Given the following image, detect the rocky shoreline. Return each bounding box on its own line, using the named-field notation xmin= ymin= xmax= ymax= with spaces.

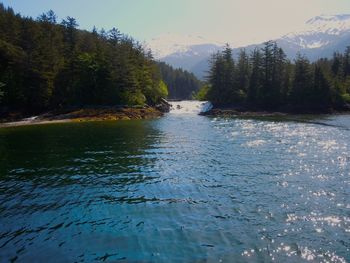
xmin=0 ymin=106 xmax=165 ymax=128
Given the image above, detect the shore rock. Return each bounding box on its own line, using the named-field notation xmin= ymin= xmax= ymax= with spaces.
xmin=0 ymin=106 xmax=164 ymax=128
xmin=155 ymin=98 xmax=172 ymax=113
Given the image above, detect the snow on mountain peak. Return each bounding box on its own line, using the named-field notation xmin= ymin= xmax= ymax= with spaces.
xmin=306 ymin=14 xmax=350 ymax=24
xmin=304 ymin=14 xmax=350 ymax=35
xmin=147 ymin=14 xmax=350 ymax=79
xmin=147 ymin=33 xmax=223 ymax=59
xmin=283 ymin=14 xmax=350 ymax=49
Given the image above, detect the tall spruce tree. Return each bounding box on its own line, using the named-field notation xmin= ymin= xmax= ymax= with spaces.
xmin=290 ymin=54 xmax=313 ymax=107
xmin=312 ymin=65 xmax=332 ymax=109
xmin=236 ymin=49 xmax=250 ymax=94
xmin=247 ymin=48 xmax=263 ymax=104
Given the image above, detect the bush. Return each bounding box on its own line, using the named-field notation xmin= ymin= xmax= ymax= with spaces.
xmin=194 ymin=85 xmax=210 ymax=101
xmin=144 ymin=80 xmax=168 ymax=105
xmin=121 ymin=90 xmax=146 ymax=106
xmin=341 ymin=93 xmax=350 ymax=104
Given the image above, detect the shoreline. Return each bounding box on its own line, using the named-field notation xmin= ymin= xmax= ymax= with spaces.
xmin=0 ymin=106 xmax=164 ymax=128
xmin=200 ymin=106 xmax=350 ymax=117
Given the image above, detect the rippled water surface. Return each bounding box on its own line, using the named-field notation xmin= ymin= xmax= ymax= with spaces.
xmin=0 ymin=102 xmax=349 ymax=262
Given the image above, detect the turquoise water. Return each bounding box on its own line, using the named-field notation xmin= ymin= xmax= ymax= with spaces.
xmin=0 ymin=103 xmax=349 ymax=262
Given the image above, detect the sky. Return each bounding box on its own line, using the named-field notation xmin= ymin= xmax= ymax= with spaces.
xmin=2 ymin=0 xmax=350 ymax=46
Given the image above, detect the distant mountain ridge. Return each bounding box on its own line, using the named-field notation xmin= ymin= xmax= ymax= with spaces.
xmin=278 ymin=14 xmax=350 ymax=55
xmin=147 ymin=34 xmax=223 ymax=78
xmin=147 ymin=33 xmax=223 ymax=58
xmin=148 ymin=14 xmax=350 ymax=79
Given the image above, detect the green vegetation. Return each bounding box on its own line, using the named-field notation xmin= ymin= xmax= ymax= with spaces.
xmin=205 ymin=42 xmax=350 ymax=112
xmin=194 ymin=85 xmax=210 ymax=101
xmin=158 ymin=62 xmax=202 ymax=99
xmin=0 ymin=82 xmax=4 ymax=102
xmin=0 ymin=5 xmax=169 ymax=115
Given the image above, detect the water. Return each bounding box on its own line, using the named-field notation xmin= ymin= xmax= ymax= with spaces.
xmin=0 ymin=101 xmax=349 ymax=262
xmin=169 ymin=100 xmax=212 ymax=114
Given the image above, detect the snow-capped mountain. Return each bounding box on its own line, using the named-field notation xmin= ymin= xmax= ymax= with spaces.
xmin=149 ymin=15 xmax=350 ymax=79
xmin=148 ymin=33 xmax=223 ymax=59
xmin=280 ymin=14 xmax=350 ymax=49
xmin=147 ymin=34 xmax=223 ymax=77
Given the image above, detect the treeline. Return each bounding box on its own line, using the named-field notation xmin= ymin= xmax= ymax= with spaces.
xmin=0 ymin=4 xmax=168 ymax=115
xmin=203 ymin=41 xmax=350 ymax=111
xmin=158 ymin=62 xmax=202 ymax=100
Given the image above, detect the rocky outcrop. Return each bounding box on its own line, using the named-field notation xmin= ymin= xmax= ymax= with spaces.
xmin=155 ymin=98 xmax=172 ymax=113
xmin=0 ymin=106 xmax=164 ymax=128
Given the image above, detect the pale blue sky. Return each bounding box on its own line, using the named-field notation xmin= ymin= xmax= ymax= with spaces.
xmin=2 ymin=0 xmax=350 ymax=45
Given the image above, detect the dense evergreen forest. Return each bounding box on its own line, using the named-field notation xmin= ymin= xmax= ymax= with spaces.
xmin=202 ymin=42 xmax=350 ymax=112
xmin=0 ymin=4 xmax=170 ymax=114
xmin=2 ymin=4 xmax=349 ymax=117
xmin=158 ymin=62 xmax=202 ymax=99
xmin=0 ymin=4 xmax=202 ymax=116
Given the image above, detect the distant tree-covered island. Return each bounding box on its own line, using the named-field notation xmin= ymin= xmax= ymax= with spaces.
xmin=0 ymin=4 xmax=201 ymax=123
xmin=199 ymin=42 xmax=350 ymax=115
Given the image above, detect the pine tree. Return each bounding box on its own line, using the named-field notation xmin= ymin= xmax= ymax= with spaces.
xmin=290 ymin=54 xmax=313 ymax=107
xmin=236 ymin=49 xmax=250 ymax=94
xmin=271 ymin=43 xmax=287 ymax=106
xmin=158 ymin=62 xmax=201 ymax=99
xmin=331 ymin=52 xmax=342 ymax=76
xmin=207 ymin=45 xmax=243 ymax=105
xmin=61 ymin=17 xmax=78 ymax=57
xmin=247 ymin=48 xmax=262 ymax=104
xmin=312 ymin=65 xmax=331 ymax=109
xmin=259 ymin=41 xmax=274 ymax=106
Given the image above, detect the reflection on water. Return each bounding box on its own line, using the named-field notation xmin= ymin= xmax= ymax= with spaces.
xmin=0 ymin=106 xmax=349 ymax=262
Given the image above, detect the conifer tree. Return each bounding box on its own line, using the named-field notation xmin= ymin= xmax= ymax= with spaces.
xmin=312 ymin=65 xmax=331 ymax=108
xmin=236 ymin=49 xmax=250 ymax=94
xmin=290 ymin=54 xmax=313 ymax=107
xmin=247 ymin=48 xmax=262 ymax=104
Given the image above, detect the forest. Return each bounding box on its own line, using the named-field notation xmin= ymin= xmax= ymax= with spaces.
xmin=0 ymin=4 xmax=200 ymax=116
xmin=202 ymin=42 xmax=350 ymax=112
xmin=158 ymin=62 xmax=202 ymax=100
xmin=2 ymin=3 xmax=350 ymax=116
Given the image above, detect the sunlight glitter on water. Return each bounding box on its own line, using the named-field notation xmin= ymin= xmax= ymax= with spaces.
xmin=209 ymin=115 xmax=350 ymax=262
xmin=0 ymin=109 xmax=349 ymax=262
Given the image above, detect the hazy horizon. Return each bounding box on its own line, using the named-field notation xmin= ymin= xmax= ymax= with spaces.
xmin=2 ymin=0 xmax=350 ymax=47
